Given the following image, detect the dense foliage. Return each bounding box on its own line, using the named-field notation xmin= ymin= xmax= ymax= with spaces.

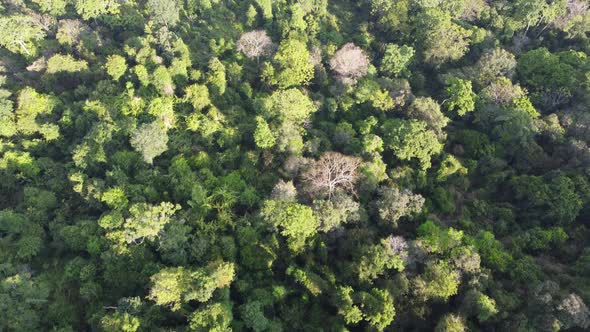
xmin=1 ymin=0 xmax=590 ymax=331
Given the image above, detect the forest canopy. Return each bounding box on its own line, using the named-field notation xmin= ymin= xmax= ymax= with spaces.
xmin=1 ymin=0 xmax=590 ymax=331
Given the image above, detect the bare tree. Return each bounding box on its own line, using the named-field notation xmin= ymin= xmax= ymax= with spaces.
xmin=557 ymin=293 xmax=590 ymax=330
xmin=236 ymin=30 xmax=275 ymax=62
xmin=301 ymin=151 xmax=361 ymax=199
xmin=329 ymin=43 xmax=369 ymax=85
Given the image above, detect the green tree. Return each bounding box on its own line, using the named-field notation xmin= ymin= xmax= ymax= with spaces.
xmin=190 ymin=302 xmax=233 ymax=331
xmin=261 ymin=199 xmax=319 ymax=253
xmin=101 ymin=312 xmax=140 ymax=332
xmin=0 ymin=16 xmax=45 ymax=56
xmin=184 ymin=84 xmax=210 ymax=111
xmin=435 ymin=314 xmax=466 ymax=332
xmin=16 ymin=87 xmax=60 ymax=140
xmin=0 ymin=269 xmax=50 ymax=331
xmin=417 ymin=9 xmax=471 ymax=65
xmin=417 ymin=260 xmax=460 ymax=301
xmin=359 ymin=288 xmax=396 ymax=331
xmin=46 ymin=54 xmax=89 ymax=73
xmin=148 ymin=262 xmax=235 ymax=311
xmin=380 ymin=118 xmax=443 ymax=169
xmin=380 ymin=44 xmax=414 ymax=77
xmin=445 ymin=77 xmax=476 ymax=116
xmin=75 ymin=0 xmax=121 ymax=20
xmin=254 ymin=116 xmax=276 ymax=149
xmin=272 ymin=38 xmax=314 ymax=89
xmin=105 ymin=55 xmax=127 ymax=80
xmin=32 ymin=0 xmax=68 ymax=16
xmin=147 ymin=0 xmax=180 ymax=27
xmin=130 ymin=122 xmax=169 ymax=164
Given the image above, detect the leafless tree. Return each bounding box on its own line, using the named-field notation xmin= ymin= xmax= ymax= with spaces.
xmin=271 ymin=179 xmax=297 ymax=201
xmin=301 ymin=151 xmax=361 ymax=199
xmin=329 ymin=43 xmax=369 ymax=85
xmin=385 ymin=235 xmax=409 ymax=261
xmin=557 ymin=293 xmax=590 ymax=330
xmin=236 ymin=30 xmax=275 ymax=62
xmin=554 ymin=0 xmax=589 ymax=31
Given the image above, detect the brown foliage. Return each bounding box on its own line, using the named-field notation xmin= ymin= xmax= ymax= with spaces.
xmin=329 ymin=43 xmax=369 ymax=85
xmin=236 ymin=30 xmax=275 ymax=60
xmin=301 ymin=151 xmax=361 ymax=199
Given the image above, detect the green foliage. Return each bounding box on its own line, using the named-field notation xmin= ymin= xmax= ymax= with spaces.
xmin=417 ymin=9 xmax=471 ymax=65
xmin=100 ymin=312 xmax=140 ymax=332
xmin=381 ymin=118 xmax=443 ymax=169
xmin=272 ymin=38 xmax=314 ymax=89
xmin=105 ymin=55 xmax=127 ymax=80
xmin=184 ymin=84 xmax=210 ymax=111
xmin=148 ymin=262 xmax=235 ymax=310
xmin=1 ymin=1 xmax=589 ymax=331
xmin=418 ymin=260 xmax=460 ymax=301
xmin=32 ymin=0 xmax=67 ymax=16
xmin=190 ymin=302 xmax=233 ymax=331
xmin=46 ymin=54 xmax=89 ymax=74
xmin=16 ymin=87 xmax=59 ymax=140
xmin=261 ymin=199 xmax=318 ymax=253
xmin=75 ymin=0 xmax=120 ymax=20
xmin=130 ymin=122 xmax=169 ymax=164
xmin=0 ymin=16 xmax=45 ymax=56
xmin=0 ymin=269 xmax=50 ymax=331
xmin=254 ymin=116 xmax=276 ymax=149
xmin=445 ymin=78 xmax=476 ymax=116
xmin=381 ymin=44 xmax=414 ymax=77
xmin=147 ymin=0 xmax=180 ymax=27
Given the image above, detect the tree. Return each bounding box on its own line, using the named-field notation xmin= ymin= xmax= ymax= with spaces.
xmin=153 ymin=66 xmax=175 ymax=96
xmin=237 ymin=30 xmax=275 ymax=61
xmin=417 ymin=9 xmax=471 ymax=65
xmin=130 ymin=122 xmax=169 ymax=164
xmin=261 ymin=199 xmax=318 ymax=252
xmin=105 ymin=55 xmax=127 ymax=80
xmin=416 ymin=260 xmax=460 ymax=301
xmin=207 ymin=58 xmax=226 ymax=95
xmin=366 ymin=0 xmax=410 ymax=33
xmin=380 ymin=44 xmax=414 ymax=77
xmin=380 ymin=118 xmax=443 ymax=170
xmin=466 ymin=48 xmax=517 ymax=87
xmin=100 ymin=312 xmax=140 ymax=332
xmin=148 ymin=262 xmax=235 ymax=311
xmin=16 ymin=87 xmax=60 ymax=140
xmin=147 ymin=0 xmax=180 ymax=27
xmin=435 ymin=314 xmax=466 ymax=332
xmin=313 ymin=193 xmax=362 ymax=232
xmin=358 ymin=288 xmax=396 ymax=331
xmin=239 ymin=301 xmax=272 ymax=331
xmin=184 ymin=84 xmax=210 ymax=111
xmin=46 ymin=54 xmax=88 ymax=73
xmin=301 ymin=152 xmax=361 ymax=199
xmin=0 ymin=269 xmax=50 ymax=331
xmin=258 ymin=88 xmax=317 ymax=124
xmin=190 ymin=302 xmax=233 ymax=331
xmin=254 ymin=116 xmax=276 ymax=149
xmin=104 ymin=202 xmax=180 ymax=248
xmin=445 ymin=77 xmax=476 ymax=116
xmin=0 ymin=16 xmax=45 ymax=56
xmin=272 ymin=38 xmax=314 ymax=89
xmin=75 ymin=0 xmax=120 ymax=20
xmin=357 ymin=239 xmax=406 ymax=281
xmin=557 ymin=293 xmax=590 ymax=330
xmin=374 ymin=185 xmax=424 ymax=226
xmin=406 ymin=97 xmax=449 ymax=138
xmin=329 ymin=43 xmax=370 ymax=85
xmin=32 ymin=0 xmax=67 ymax=16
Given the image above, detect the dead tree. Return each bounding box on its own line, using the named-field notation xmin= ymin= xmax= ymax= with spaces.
xmin=301 ymin=151 xmax=361 ymax=199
